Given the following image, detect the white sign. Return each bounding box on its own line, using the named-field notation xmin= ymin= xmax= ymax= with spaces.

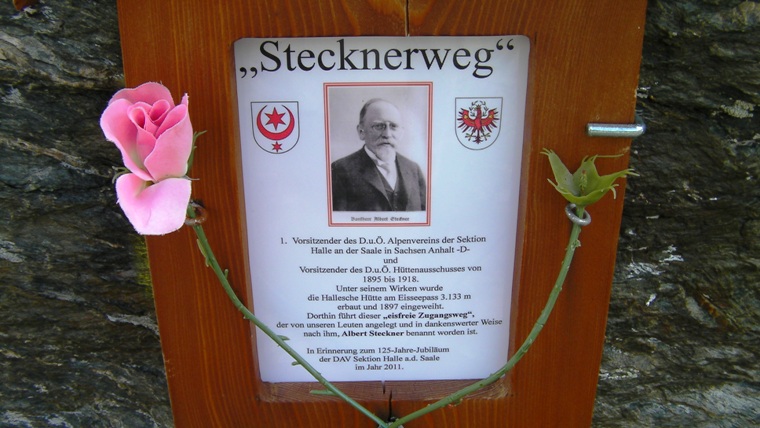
xmin=234 ymin=36 xmax=529 ymax=382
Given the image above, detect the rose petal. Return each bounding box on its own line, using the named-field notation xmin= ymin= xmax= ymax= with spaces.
xmin=115 ymin=173 xmax=192 ymax=235
xmin=133 ymin=127 xmax=159 ymax=179
xmin=144 ymin=105 xmax=193 ymax=181
xmin=109 ymin=82 xmax=176 ymax=108
xmin=148 ymin=99 xmax=172 ymax=126
xmin=155 ymin=103 xmax=188 ymax=138
xmin=101 ymin=99 xmax=153 ymax=181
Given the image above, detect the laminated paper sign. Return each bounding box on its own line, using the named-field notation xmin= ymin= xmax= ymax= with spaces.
xmin=234 ymin=36 xmax=530 ymax=382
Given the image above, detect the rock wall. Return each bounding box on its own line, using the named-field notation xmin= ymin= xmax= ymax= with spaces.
xmin=594 ymin=1 xmax=760 ymax=426
xmin=0 ymin=1 xmax=172 ymax=426
xmin=0 ymin=0 xmax=757 ymax=427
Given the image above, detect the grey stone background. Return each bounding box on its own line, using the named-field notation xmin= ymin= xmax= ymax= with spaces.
xmin=594 ymin=1 xmax=759 ymax=426
xmin=0 ymin=0 xmax=757 ymax=427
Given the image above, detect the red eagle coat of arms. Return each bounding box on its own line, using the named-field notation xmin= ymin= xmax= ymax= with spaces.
xmin=455 ymin=98 xmax=502 ymax=150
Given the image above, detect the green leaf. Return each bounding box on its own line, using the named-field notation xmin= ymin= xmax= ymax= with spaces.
xmin=541 ymin=149 xmax=577 ymax=195
xmin=541 ymin=150 xmax=638 ymax=208
xmin=187 ymin=130 xmax=207 ymax=171
xmin=111 ymin=166 xmax=132 ymax=184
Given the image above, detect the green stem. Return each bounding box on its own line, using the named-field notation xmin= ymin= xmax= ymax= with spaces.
xmin=388 ymin=207 xmax=585 ymax=428
xmin=186 ymin=206 xmax=387 ymax=427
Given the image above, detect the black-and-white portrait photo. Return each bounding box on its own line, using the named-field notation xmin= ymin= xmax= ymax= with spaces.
xmin=327 ymin=84 xmax=430 ymax=215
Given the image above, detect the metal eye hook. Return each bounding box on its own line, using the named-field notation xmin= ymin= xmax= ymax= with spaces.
xmin=565 ymin=203 xmax=591 ymax=226
xmin=185 ymin=201 xmax=207 ymax=226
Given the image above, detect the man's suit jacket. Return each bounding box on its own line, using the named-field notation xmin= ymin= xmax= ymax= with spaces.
xmin=331 ymin=148 xmax=426 ymax=211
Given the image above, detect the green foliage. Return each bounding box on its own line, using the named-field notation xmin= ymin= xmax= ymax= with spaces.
xmin=541 ymin=149 xmax=638 ymax=208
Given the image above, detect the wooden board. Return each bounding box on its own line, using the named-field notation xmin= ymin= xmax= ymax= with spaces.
xmin=116 ymin=0 xmax=647 ymax=426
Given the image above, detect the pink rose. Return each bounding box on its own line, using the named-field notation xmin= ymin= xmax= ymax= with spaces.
xmin=100 ymin=82 xmax=194 ymax=235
